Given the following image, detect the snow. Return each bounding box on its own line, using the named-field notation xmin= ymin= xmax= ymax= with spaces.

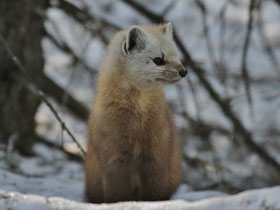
xmin=0 ymin=144 xmax=84 ymax=202
xmin=0 ymin=187 xmax=280 ymax=210
xmin=172 ymin=190 xmax=227 ymax=201
xmin=1 ymin=142 xmax=280 ymax=209
xmin=1 ymin=0 xmax=280 ymax=209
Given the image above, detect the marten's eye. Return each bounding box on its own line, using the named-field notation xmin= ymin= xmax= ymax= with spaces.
xmin=153 ymin=57 xmax=165 ymax=66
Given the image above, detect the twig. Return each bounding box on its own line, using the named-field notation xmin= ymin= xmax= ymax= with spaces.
xmin=44 ymin=30 xmax=98 ymax=77
xmin=39 ymin=73 xmax=89 ymax=121
xmin=218 ymin=1 xmax=229 ymax=80
xmin=195 ymin=0 xmax=218 ymax=68
xmin=174 ymin=84 xmax=230 ymax=137
xmin=36 ymin=134 xmax=83 ymax=162
xmin=120 ymin=0 xmax=280 ymax=173
xmin=56 ymin=0 xmax=120 ymax=44
xmin=256 ymin=1 xmax=280 ymax=74
xmin=203 ymin=0 xmax=233 ymax=42
xmin=241 ymin=0 xmax=256 ymax=108
xmin=183 ymin=77 xmax=203 ymax=120
xmin=161 ymin=0 xmax=177 ymax=17
xmin=36 ymin=8 xmax=98 ymax=77
xmin=0 ymin=34 xmax=86 ymax=156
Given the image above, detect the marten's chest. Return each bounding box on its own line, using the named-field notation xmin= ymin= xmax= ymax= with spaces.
xmin=115 ymin=113 xmax=169 ymax=161
xmin=99 ymin=99 xmax=170 ymax=162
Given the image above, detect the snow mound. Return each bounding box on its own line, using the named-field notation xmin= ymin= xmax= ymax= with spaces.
xmin=0 ymin=186 xmax=279 ymax=210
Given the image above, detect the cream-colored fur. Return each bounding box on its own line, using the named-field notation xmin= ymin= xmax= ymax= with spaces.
xmin=103 ymin=23 xmax=184 ymax=89
xmin=85 ymin=23 xmax=186 ymax=203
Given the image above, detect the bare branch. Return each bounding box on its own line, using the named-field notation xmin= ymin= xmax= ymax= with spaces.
xmin=161 ymin=0 xmax=178 ymax=17
xmin=257 ymin=1 xmax=280 ymax=74
xmin=0 ymin=34 xmax=86 ymax=156
xmin=44 ymin=29 xmax=98 ymax=76
xmin=120 ymin=0 xmax=280 ymax=173
xmin=55 ymin=0 xmax=120 ymax=45
xmin=39 ymin=74 xmax=90 ymax=121
xmin=36 ymin=134 xmax=83 ymax=162
xmin=36 ymin=7 xmax=99 ymax=76
xmin=195 ymin=0 xmax=218 ymax=69
xmin=121 ymin=0 xmax=164 ymax=23
xmin=241 ymin=0 xmax=256 ymax=107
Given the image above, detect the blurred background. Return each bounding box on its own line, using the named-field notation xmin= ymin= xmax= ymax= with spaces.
xmin=0 ymin=0 xmax=280 ymax=201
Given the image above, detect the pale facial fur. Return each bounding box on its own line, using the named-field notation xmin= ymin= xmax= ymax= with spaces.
xmin=120 ymin=23 xmax=187 ymax=89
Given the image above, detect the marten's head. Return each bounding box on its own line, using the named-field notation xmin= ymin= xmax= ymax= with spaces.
xmin=120 ymin=23 xmax=187 ymax=89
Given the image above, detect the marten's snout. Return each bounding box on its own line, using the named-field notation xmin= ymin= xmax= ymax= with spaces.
xmin=179 ymin=68 xmax=188 ymax=78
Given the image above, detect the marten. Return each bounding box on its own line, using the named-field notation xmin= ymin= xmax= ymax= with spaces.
xmin=85 ymin=23 xmax=187 ymax=203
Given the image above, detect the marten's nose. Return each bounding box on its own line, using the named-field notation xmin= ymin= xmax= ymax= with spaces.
xmin=179 ymin=68 xmax=188 ymax=78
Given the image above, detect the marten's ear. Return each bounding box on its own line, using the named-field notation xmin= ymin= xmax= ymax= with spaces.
xmin=163 ymin=22 xmax=173 ymax=39
xmin=123 ymin=26 xmax=147 ymax=54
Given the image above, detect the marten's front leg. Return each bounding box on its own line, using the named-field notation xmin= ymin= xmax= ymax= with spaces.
xmin=102 ymin=152 xmax=135 ymax=203
xmin=139 ymin=156 xmax=170 ymax=201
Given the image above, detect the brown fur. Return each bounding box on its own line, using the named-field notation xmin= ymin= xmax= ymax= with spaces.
xmin=85 ymin=25 xmax=182 ymax=203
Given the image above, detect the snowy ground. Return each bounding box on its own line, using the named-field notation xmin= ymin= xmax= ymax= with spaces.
xmin=0 ymin=142 xmax=225 ymax=203
xmin=1 ymin=142 xmax=280 ymax=209
xmin=0 ymin=143 xmax=84 ymax=202
xmin=1 ymin=185 xmax=280 ymax=210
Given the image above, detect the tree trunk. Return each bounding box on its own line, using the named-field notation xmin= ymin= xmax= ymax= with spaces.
xmin=0 ymin=0 xmax=47 ymax=155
